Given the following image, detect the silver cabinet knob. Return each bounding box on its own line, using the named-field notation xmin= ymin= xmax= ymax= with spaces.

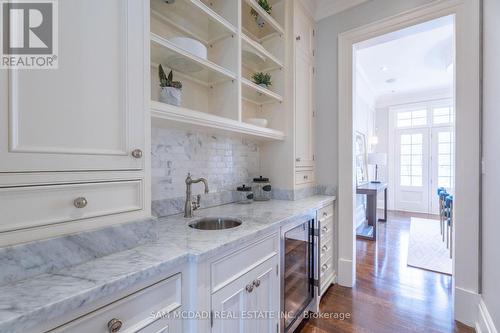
xmin=296 ymin=35 xmax=301 ymax=41
xmin=131 ymin=149 xmax=143 ymax=158
xmin=107 ymin=318 xmax=123 ymax=333
xmin=323 ymin=212 xmax=328 ymax=217
xmin=322 ymin=245 xmax=328 ymax=252
xmin=73 ymin=197 xmax=88 ymax=209
xmin=321 ymin=264 xmax=328 ymax=272
xmin=304 ymin=175 xmax=308 ymax=180
xmin=322 ymin=226 xmax=328 ymax=232
xmin=246 ymin=284 xmax=254 ymax=293
xmin=253 ymin=279 xmax=261 ymax=288
xmin=296 ymin=157 xmax=301 ymax=162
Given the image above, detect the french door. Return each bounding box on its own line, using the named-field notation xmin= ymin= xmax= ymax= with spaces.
xmin=395 ymin=126 xmax=454 ymax=214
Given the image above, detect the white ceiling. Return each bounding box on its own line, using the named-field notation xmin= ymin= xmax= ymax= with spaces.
xmin=355 ymin=16 xmax=454 ymax=99
xmin=298 ymin=0 xmax=370 ymax=21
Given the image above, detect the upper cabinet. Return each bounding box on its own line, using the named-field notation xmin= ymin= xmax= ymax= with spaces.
xmin=0 ymin=0 xmax=146 ymax=173
xmin=294 ymin=1 xmax=315 ymax=172
xmin=0 ymin=0 xmax=149 ymax=245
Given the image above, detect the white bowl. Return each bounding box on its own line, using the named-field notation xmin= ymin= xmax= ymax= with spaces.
xmin=245 ymin=118 xmax=268 ymax=128
xmin=169 ymin=37 xmax=207 ymax=59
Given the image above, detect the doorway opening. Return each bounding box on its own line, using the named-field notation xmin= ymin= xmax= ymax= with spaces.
xmin=353 ymin=16 xmax=456 ymax=275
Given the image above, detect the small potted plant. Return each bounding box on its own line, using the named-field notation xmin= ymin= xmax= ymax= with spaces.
xmin=252 ymin=72 xmax=272 ymax=88
xmin=250 ymin=0 xmax=272 ymax=28
xmin=159 ymin=64 xmax=182 ymax=106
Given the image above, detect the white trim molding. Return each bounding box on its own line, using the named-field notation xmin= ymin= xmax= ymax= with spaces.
xmin=476 ymin=299 xmax=498 ymax=333
xmin=337 ymin=0 xmax=481 ymax=325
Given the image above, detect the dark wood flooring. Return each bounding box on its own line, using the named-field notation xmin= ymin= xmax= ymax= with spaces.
xmin=299 ymin=211 xmax=475 ymax=333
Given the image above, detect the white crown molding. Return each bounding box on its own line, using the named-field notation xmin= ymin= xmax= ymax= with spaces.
xmin=315 ymin=0 xmax=370 ymax=21
xmin=375 ymin=85 xmax=453 ymax=108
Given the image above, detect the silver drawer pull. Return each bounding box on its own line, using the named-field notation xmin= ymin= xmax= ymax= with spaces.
xmin=107 ymin=318 xmax=123 ymax=333
xmin=321 ymin=264 xmax=328 ymax=272
xmin=73 ymin=197 xmax=88 ymax=209
xmin=246 ymin=284 xmax=254 ymax=293
xmin=131 ymin=149 xmax=143 ymax=158
xmin=322 ymin=226 xmax=328 ymax=232
xmin=322 ymin=245 xmax=328 ymax=252
xmin=323 ymin=212 xmax=328 ymax=217
xmin=303 ymin=175 xmax=308 ymax=179
xmin=253 ymin=279 xmax=261 ymax=288
xmin=296 ymin=157 xmax=301 ymax=162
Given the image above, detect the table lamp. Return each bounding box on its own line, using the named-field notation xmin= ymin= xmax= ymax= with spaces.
xmin=368 ymin=153 xmax=387 ymax=183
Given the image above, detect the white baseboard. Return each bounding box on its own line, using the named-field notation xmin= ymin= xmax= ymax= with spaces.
xmin=455 ymin=287 xmax=481 ymax=326
xmin=476 ymin=299 xmax=498 ymax=333
xmin=338 ymin=258 xmax=354 ymax=287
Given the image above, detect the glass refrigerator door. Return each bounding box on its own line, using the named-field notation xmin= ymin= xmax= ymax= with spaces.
xmin=284 ymin=221 xmax=313 ymax=330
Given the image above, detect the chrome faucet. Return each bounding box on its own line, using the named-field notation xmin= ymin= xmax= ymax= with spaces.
xmin=184 ymin=173 xmax=209 ymax=218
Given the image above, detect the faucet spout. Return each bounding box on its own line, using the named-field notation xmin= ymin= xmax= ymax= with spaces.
xmin=184 ymin=173 xmax=209 ymax=218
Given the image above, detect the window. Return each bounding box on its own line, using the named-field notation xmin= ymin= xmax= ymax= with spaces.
xmin=437 ymin=131 xmax=454 ymax=188
xmin=433 ymin=106 xmax=454 ymax=124
xmin=396 ymin=109 xmax=427 ymax=128
xmin=400 ymin=133 xmax=423 ymax=187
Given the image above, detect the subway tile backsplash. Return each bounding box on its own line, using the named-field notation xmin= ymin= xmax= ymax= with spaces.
xmin=151 ymin=127 xmax=260 ymax=216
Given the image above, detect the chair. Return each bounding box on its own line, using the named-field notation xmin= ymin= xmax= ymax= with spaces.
xmin=437 ymin=188 xmax=448 ymax=240
xmin=445 ymin=195 xmax=454 ymax=259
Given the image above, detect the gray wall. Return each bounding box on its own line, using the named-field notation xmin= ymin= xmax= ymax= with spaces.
xmin=481 ymin=0 xmax=500 ymax=327
xmin=315 ymin=0 xmax=436 ymax=191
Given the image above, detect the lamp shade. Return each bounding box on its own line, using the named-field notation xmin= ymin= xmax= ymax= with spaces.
xmin=368 ymin=153 xmax=387 ymax=166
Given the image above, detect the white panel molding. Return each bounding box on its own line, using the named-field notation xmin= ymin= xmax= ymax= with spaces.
xmin=315 ymin=0 xmax=370 ymax=22
xmin=476 ymin=298 xmax=499 ymax=333
xmin=455 ymin=286 xmax=480 ymax=327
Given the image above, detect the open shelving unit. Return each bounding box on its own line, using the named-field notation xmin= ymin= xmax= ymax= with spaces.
xmin=150 ymin=0 xmax=287 ymax=140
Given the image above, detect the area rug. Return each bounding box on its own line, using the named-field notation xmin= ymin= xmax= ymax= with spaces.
xmin=407 ymin=217 xmax=452 ymax=275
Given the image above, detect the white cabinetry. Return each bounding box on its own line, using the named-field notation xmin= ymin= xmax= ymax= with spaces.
xmin=293 ymin=0 xmax=315 ymax=176
xmin=48 ymin=273 xmax=183 ymax=333
xmin=316 ymin=204 xmax=336 ymax=304
xmin=210 ymin=233 xmax=280 ymax=333
xmin=0 ymin=0 xmax=149 ymax=245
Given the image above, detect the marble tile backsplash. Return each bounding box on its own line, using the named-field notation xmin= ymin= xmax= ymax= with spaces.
xmin=151 ymin=127 xmax=261 ymax=216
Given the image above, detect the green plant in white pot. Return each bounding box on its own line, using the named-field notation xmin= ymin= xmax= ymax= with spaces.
xmin=159 ymin=64 xmax=182 ymax=106
xmin=252 ymin=72 xmax=272 ymax=88
xmin=250 ymin=0 xmax=272 ymax=28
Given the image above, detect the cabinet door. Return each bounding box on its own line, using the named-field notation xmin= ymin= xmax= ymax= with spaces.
xmin=211 ymin=255 xmax=280 ymax=333
xmin=0 ymin=0 xmax=146 ymax=173
xmin=211 ymin=273 xmax=251 ymax=333
xmin=251 ymin=255 xmax=280 ymax=333
xmin=294 ymin=50 xmax=314 ymax=168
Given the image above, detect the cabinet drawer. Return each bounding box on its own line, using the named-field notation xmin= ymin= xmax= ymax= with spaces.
xmin=295 ymin=169 xmax=315 ymax=185
xmin=317 ymin=204 xmax=334 ymax=221
xmin=319 ymin=257 xmax=333 ymax=284
xmin=319 ymin=237 xmax=333 ymax=262
xmin=319 ymin=216 xmax=333 ymax=240
xmin=50 ymin=273 xmax=182 ymax=333
xmin=211 ymin=233 xmax=279 ymax=293
xmin=0 ymin=180 xmax=143 ymax=233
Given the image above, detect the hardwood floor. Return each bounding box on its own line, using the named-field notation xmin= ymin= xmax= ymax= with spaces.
xmin=299 ymin=211 xmax=475 ymax=333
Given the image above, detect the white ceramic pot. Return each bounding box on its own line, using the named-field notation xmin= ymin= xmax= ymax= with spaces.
xmin=255 ymin=15 xmax=266 ymax=28
xmin=159 ymin=87 xmax=182 ymax=106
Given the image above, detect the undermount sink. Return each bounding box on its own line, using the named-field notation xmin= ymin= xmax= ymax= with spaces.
xmin=189 ymin=217 xmax=242 ymax=230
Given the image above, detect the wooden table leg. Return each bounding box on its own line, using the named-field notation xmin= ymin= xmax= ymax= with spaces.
xmin=367 ymin=193 xmax=377 ymax=240
xmin=379 ymin=188 xmax=387 ymax=222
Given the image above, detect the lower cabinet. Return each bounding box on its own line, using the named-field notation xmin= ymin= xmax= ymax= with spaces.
xmin=210 ymin=233 xmax=280 ymax=333
xmin=317 ymin=204 xmax=335 ymax=297
xmin=49 ymin=273 xmax=182 ymax=333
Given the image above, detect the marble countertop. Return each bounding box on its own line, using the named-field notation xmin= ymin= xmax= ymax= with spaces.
xmin=0 ymin=196 xmax=335 ymax=333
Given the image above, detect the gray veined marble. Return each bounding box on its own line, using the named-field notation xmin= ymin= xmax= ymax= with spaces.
xmin=0 ymin=196 xmax=335 ymax=333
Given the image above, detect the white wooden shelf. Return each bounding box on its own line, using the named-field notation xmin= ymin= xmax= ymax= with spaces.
xmin=241 ymin=33 xmax=283 ymax=72
xmin=243 ymin=0 xmax=284 ymax=36
xmin=151 ymin=33 xmax=236 ymax=85
xmin=150 ymin=0 xmax=236 ymax=45
xmin=151 ymin=101 xmax=285 ymax=141
xmin=241 ymin=78 xmax=283 ymax=105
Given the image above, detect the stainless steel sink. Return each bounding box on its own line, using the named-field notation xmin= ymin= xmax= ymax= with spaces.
xmin=188 ymin=217 xmax=242 ymax=230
